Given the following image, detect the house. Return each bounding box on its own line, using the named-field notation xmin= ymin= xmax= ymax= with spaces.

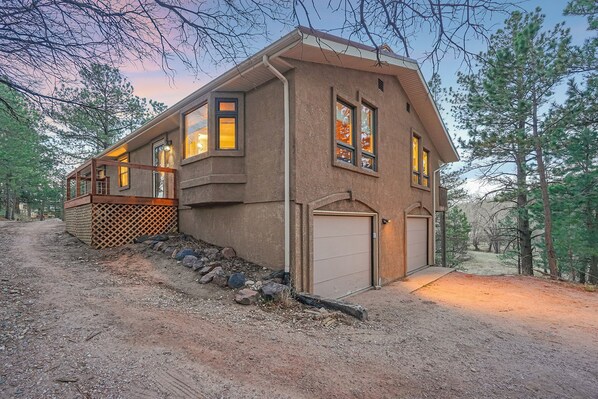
xmin=64 ymin=27 xmax=458 ymax=299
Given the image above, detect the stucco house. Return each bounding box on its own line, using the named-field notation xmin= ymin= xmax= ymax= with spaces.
xmin=64 ymin=27 xmax=458 ymax=299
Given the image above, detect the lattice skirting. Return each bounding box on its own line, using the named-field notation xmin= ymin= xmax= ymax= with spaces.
xmin=65 ymin=204 xmax=93 ymax=245
xmin=65 ymin=203 xmax=177 ymax=249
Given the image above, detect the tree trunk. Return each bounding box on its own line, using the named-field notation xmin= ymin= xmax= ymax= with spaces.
xmin=589 ymin=256 xmax=598 ymax=285
xmin=531 ymin=94 xmax=558 ymax=279
xmin=4 ymin=179 xmax=11 ymax=220
xmin=515 ymin=149 xmax=533 ymax=276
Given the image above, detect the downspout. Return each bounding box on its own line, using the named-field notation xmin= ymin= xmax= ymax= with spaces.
xmin=263 ymin=55 xmax=291 ymax=282
xmin=432 ymin=163 xmax=448 ymax=265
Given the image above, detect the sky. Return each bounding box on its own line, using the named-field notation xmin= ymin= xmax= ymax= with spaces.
xmin=122 ymin=0 xmax=592 ymax=195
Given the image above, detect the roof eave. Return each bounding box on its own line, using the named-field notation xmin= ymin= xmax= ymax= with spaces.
xmin=95 ymin=28 xmax=304 ymax=160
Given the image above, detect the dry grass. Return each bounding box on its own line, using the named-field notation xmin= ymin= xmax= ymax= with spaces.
xmin=459 ymin=250 xmax=517 ymax=275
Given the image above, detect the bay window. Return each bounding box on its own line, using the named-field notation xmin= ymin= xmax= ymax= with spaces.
xmin=216 ymin=99 xmax=238 ymax=150
xmin=184 ymin=104 xmax=208 ymax=158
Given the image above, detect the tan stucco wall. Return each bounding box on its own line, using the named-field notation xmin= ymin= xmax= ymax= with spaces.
xmin=177 ymin=77 xmax=289 ymax=267
xmin=290 ymin=59 xmax=441 ymax=288
xmin=97 ymin=59 xmax=445 ymax=291
xmin=107 ymin=129 xmax=181 ymax=198
xmin=179 ymin=201 xmax=284 ymax=269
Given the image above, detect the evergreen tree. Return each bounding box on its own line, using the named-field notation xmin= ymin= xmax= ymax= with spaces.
xmin=455 ymin=9 xmax=576 ymax=278
xmin=52 ymin=64 xmax=167 ymax=162
xmin=0 ymin=84 xmax=60 ymax=219
xmin=445 ymin=207 xmax=472 ymax=268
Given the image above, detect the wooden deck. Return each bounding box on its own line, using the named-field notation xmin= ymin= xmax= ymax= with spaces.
xmin=64 ymin=158 xmax=178 ymax=249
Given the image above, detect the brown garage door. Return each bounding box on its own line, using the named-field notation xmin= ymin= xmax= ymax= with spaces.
xmin=313 ymin=215 xmax=372 ymax=299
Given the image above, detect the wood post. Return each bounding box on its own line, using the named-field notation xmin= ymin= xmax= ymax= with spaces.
xmin=91 ymin=158 xmax=97 ymax=196
xmin=75 ymin=172 xmax=81 ymax=197
xmin=66 ymin=178 xmax=71 ymax=200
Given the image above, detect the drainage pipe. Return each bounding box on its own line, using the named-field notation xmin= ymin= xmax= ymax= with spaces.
xmin=262 ymin=55 xmax=291 ymax=280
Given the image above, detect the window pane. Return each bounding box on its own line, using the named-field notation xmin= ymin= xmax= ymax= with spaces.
xmin=361 ymin=155 xmax=374 ymax=170
xmin=219 ymin=101 xmax=236 ymax=112
xmin=118 ymin=155 xmax=129 ymax=187
xmin=218 ymin=117 xmax=236 ymax=149
xmin=184 ymin=104 xmax=208 ymax=158
xmin=336 ymin=146 xmax=353 ymax=164
xmin=361 ymin=104 xmax=374 ymax=154
xmin=423 ymin=150 xmax=429 ymax=176
xmin=412 ymin=136 xmax=419 ymax=172
xmin=412 ymin=172 xmax=420 ymax=185
xmin=423 ymin=177 xmax=429 ymax=187
xmin=336 ymin=101 xmax=353 ymax=146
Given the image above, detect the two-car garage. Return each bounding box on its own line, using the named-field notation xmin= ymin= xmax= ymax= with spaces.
xmin=312 ymin=212 xmax=431 ymax=299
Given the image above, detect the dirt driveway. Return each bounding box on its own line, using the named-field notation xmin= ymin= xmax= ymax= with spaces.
xmin=1 ymin=220 xmax=597 ymax=398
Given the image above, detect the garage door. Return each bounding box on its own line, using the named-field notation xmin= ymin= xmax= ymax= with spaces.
xmin=313 ymin=215 xmax=372 ymax=299
xmin=407 ymin=217 xmax=428 ymax=274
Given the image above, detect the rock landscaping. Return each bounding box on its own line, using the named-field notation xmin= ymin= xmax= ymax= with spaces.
xmin=136 ymin=233 xmax=305 ymax=309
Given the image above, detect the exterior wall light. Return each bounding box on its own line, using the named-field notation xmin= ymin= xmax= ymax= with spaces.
xmin=164 ymin=139 xmax=173 ymax=152
xmin=382 ymin=218 xmax=390 ymax=224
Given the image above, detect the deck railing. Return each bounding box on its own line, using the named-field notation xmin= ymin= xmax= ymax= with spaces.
xmin=64 ymin=157 xmax=178 ymax=248
xmin=65 ymin=158 xmax=177 ymax=207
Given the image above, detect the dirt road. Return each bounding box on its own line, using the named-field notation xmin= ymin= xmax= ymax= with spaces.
xmin=1 ymin=220 xmax=597 ymax=398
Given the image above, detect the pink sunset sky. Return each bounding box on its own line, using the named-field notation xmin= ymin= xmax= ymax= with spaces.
xmin=123 ymin=1 xmax=591 ymax=112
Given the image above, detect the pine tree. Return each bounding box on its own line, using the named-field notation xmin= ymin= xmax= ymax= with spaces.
xmin=51 ymin=64 xmax=167 ymax=163
xmin=455 ymin=9 xmax=576 ymax=278
xmin=0 ymin=84 xmax=60 ymax=219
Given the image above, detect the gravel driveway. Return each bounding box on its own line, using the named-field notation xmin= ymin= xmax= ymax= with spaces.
xmin=1 ymin=220 xmax=597 ymax=398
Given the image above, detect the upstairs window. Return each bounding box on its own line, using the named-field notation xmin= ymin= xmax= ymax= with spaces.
xmin=360 ymin=103 xmax=376 ymax=170
xmin=422 ymin=149 xmax=430 ymax=187
xmin=412 ymin=133 xmax=430 ymax=188
xmin=412 ymin=135 xmax=420 ymax=185
xmin=216 ymin=99 xmax=238 ymax=150
xmin=184 ymin=104 xmax=208 ymax=158
xmin=335 ymin=99 xmax=355 ymax=164
xmin=118 ymin=154 xmax=129 ymax=189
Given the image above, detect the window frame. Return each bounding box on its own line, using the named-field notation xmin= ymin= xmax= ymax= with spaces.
xmin=360 ymin=100 xmax=377 ymax=172
xmin=334 ymin=97 xmax=357 ymax=166
xmin=117 ymin=153 xmax=130 ymax=190
xmin=179 ymin=92 xmax=245 ymax=166
xmin=215 ymin=98 xmax=238 ymax=151
xmin=422 ymin=148 xmax=430 ymax=188
xmin=183 ymin=102 xmax=209 ymax=160
xmin=330 ymin=88 xmax=379 ymax=177
xmin=411 ymin=130 xmax=431 ymax=190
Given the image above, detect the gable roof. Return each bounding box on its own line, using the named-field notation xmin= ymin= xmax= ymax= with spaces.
xmin=99 ymin=27 xmax=459 ymax=163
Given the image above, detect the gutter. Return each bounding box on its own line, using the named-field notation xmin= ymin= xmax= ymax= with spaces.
xmin=262 ymin=55 xmax=291 ymax=281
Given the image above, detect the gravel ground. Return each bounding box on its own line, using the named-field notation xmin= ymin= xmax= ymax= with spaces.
xmin=1 ymin=220 xmax=597 ymax=398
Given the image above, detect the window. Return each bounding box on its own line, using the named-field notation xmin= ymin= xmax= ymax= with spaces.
xmin=422 ymin=149 xmax=430 ymax=187
xmin=412 ymin=134 xmax=430 ymax=188
xmin=335 ymin=100 xmax=355 ymax=164
xmin=184 ymin=104 xmax=208 ymax=158
xmin=360 ymin=103 xmax=376 ymax=170
xmin=118 ymin=154 xmax=129 ymax=189
xmin=216 ymin=99 xmax=237 ymax=150
xmin=412 ymin=135 xmax=420 ymax=185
